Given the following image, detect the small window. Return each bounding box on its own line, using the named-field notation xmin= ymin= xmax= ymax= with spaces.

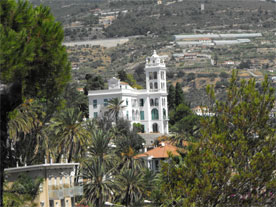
xmin=154 ymin=72 xmax=157 ymax=79
xmin=153 ymin=123 xmax=159 ymax=132
xmin=93 ymin=100 xmax=97 ymax=108
xmin=126 ymin=111 xmax=129 ymax=120
xmin=161 ymin=82 xmax=165 ymax=89
xmin=150 ymin=99 xmax=154 ymax=106
xmin=155 ymin=98 xmax=159 ymax=106
xmin=93 ymin=112 xmax=98 ymax=118
xmin=163 ymin=108 xmax=166 ymax=119
xmin=126 ymin=98 xmax=128 ymax=106
xmin=154 ymin=82 xmax=158 ymax=89
xmin=155 ymin=160 xmax=159 ymax=170
xmin=132 ymin=110 xmax=135 ymax=121
xmin=139 ymin=99 xmax=144 ymax=107
xmin=150 ymin=83 xmax=153 ymax=89
xmin=161 ymin=71 xmax=165 ymax=80
xmin=149 ymin=72 xmax=154 ymax=80
xmin=141 ymin=125 xmax=145 ymax=133
xmin=104 ymin=99 xmax=108 ymax=106
xmin=140 ymin=111 xmax=145 ymax=120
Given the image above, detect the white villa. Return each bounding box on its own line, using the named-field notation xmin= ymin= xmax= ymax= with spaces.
xmin=88 ymin=50 xmax=169 ymax=134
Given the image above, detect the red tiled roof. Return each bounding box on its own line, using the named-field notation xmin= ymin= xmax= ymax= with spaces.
xmin=120 ymin=82 xmax=129 ymax=85
xmin=135 ymin=143 xmax=180 ymax=159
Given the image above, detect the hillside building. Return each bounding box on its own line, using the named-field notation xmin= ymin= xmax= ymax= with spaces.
xmin=4 ymin=161 xmax=82 ymax=207
xmin=88 ymin=51 xmax=169 ymax=134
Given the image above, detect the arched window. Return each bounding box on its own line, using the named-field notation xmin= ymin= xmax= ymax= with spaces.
xmin=155 ymin=98 xmax=159 ymax=106
xmin=163 ymin=108 xmax=166 ymax=119
xmin=151 ymin=109 xmax=159 ymax=120
xmin=152 ymin=123 xmax=158 ymax=133
xmin=154 ymin=72 xmax=157 ymax=79
xmin=150 ymin=99 xmax=154 ymax=106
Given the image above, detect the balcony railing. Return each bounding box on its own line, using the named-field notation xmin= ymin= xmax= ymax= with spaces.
xmin=48 ymin=184 xmax=83 ymax=200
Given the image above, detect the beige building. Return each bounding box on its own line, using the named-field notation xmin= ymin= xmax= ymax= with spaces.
xmin=4 ymin=161 xmax=82 ymax=207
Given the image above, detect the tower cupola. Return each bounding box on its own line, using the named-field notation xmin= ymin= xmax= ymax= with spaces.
xmin=145 ymin=50 xmax=166 ymax=69
xmin=145 ymin=51 xmax=167 ymax=92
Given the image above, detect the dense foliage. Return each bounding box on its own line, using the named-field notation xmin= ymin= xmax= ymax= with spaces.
xmin=156 ymin=71 xmax=276 ymax=206
xmin=0 ymin=0 xmax=71 ymax=204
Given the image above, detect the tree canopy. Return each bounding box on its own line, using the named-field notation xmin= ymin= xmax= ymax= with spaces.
xmin=158 ymin=71 xmax=276 ymax=206
xmin=0 ymin=0 xmax=71 ymax=204
xmin=0 ymin=0 xmax=71 ymax=101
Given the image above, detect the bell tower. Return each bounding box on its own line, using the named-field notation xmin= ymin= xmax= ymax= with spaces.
xmin=145 ymin=50 xmax=167 ymax=92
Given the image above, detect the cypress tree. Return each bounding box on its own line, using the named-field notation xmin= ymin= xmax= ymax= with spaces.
xmin=175 ymin=82 xmax=185 ymax=107
xmin=167 ymin=85 xmax=175 ymax=110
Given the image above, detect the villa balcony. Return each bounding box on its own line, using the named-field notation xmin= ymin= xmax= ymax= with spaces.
xmin=48 ymin=184 xmax=83 ymax=200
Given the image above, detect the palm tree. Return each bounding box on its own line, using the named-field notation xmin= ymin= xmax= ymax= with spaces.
xmin=83 ymin=157 xmax=117 ymax=207
xmin=7 ymin=99 xmax=52 ymax=164
xmin=50 ymin=108 xmax=87 ymax=162
xmin=115 ymin=168 xmax=145 ymax=206
xmin=107 ymin=98 xmax=126 ymax=124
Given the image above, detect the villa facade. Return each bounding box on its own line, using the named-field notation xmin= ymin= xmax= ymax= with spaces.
xmin=88 ymin=50 xmax=169 ymax=134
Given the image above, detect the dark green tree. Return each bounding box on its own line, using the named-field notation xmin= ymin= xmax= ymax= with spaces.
xmin=0 ymin=0 xmax=71 ymax=204
xmin=118 ymin=69 xmax=128 ymax=82
xmin=84 ymin=74 xmax=104 ymax=95
xmin=175 ymin=82 xmax=185 ymax=107
xmin=158 ymin=71 xmax=276 ymax=206
xmin=167 ymin=85 xmax=175 ymax=110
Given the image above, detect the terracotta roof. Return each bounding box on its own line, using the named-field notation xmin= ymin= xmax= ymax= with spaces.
xmin=120 ymin=81 xmax=129 ymax=85
xmin=135 ymin=143 xmax=179 ymax=159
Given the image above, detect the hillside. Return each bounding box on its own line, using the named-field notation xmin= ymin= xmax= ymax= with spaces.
xmin=30 ymin=0 xmax=276 ymax=106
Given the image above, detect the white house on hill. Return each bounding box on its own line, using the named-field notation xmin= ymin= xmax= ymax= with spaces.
xmin=88 ymin=50 xmax=169 ymax=134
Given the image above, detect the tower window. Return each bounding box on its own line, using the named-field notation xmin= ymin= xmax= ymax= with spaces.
xmin=161 ymin=71 xmax=165 ymax=80
xmin=155 ymin=98 xmax=159 ymax=106
xmin=154 ymin=82 xmax=158 ymax=89
xmin=150 ymin=99 xmax=154 ymax=106
xmin=149 ymin=72 xmax=154 ymax=80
